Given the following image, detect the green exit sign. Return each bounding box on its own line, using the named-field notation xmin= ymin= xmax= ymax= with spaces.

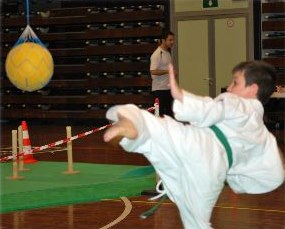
xmin=203 ymin=0 xmax=218 ymax=8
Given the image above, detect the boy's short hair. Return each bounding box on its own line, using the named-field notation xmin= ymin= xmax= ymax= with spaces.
xmin=160 ymin=30 xmax=174 ymax=41
xmin=232 ymin=61 xmax=276 ymax=104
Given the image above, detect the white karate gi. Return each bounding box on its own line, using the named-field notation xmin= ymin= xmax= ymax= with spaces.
xmin=106 ymin=91 xmax=284 ymax=229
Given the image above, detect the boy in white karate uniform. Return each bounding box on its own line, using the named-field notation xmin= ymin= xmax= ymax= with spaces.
xmin=103 ymin=61 xmax=284 ymax=229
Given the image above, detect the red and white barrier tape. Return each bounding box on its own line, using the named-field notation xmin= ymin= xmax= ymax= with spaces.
xmin=0 ymin=106 xmax=156 ymax=162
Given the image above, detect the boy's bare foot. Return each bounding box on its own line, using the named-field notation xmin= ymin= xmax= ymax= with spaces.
xmin=103 ymin=114 xmax=138 ymax=142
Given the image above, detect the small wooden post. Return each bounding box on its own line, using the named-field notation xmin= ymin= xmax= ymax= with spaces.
xmin=18 ymin=125 xmax=30 ymax=171
xmin=63 ymin=126 xmax=79 ymax=174
xmin=7 ymin=130 xmax=24 ymax=180
xmin=67 ymin=205 xmax=74 ymax=228
xmin=13 ymin=212 xmax=20 ymax=229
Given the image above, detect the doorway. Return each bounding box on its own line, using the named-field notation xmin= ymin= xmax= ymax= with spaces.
xmin=177 ymin=15 xmax=248 ymax=97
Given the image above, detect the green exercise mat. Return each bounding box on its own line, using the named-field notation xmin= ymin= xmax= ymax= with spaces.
xmin=0 ymin=162 xmax=155 ymax=213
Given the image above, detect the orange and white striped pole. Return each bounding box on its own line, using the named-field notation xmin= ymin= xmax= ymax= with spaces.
xmin=154 ymin=98 xmax=161 ymax=184
xmin=18 ymin=125 xmax=30 ymax=171
xmin=154 ymin=98 xmax=159 ymax=117
xmin=22 ymin=121 xmax=37 ymax=163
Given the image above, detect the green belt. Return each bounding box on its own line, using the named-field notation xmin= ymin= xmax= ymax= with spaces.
xmin=210 ymin=125 xmax=233 ymax=168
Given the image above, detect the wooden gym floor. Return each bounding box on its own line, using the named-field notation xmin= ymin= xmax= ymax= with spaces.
xmin=0 ymin=122 xmax=284 ymax=229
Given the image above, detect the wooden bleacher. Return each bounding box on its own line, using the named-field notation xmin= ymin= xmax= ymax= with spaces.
xmin=259 ymin=1 xmax=285 ymax=144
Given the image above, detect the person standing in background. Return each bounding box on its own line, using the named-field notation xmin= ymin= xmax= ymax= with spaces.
xmin=150 ymin=30 xmax=175 ymax=117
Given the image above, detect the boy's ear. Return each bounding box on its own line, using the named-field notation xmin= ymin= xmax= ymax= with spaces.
xmin=249 ymin=83 xmax=259 ymax=97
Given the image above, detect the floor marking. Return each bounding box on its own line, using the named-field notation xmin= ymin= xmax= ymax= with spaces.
xmin=103 ymin=199 xmax=173 ymax=205
xmin=99 ymin=197 xmax=132 ymax=229
xmin=214 ymin=205 xmax=285 ymax=214
xmin=102 ymin=199 xmax=285 ymax=214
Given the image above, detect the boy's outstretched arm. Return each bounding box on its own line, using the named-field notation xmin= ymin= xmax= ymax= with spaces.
xmin=169 ymin=64 xmax=183 ymax=102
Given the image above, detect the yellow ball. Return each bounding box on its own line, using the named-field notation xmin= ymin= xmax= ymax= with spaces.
xmin=5 ymin=42 xmax=54 ymax=92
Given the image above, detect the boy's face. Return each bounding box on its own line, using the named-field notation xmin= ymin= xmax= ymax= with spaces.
xmin=227 ymin=70 xmax=258 ymax=99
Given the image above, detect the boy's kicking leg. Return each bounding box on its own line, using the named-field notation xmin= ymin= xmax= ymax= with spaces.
xmin=103 ymin=104 xmax=227 ymax=229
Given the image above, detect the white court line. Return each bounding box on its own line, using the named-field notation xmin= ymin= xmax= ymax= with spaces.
xmin=99 ymin=197 xmax=132 ymax=229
